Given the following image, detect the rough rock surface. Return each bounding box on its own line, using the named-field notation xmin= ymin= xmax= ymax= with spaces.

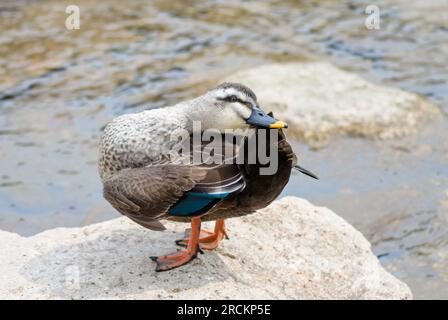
xmin=0 ymin=197 xmax=411 ymax=299
xmin=225 ymin=62 xmax=438 ymax=147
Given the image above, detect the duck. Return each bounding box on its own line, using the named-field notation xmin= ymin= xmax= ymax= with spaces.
xmin=99 ymin=82 xmax=318 ymax=271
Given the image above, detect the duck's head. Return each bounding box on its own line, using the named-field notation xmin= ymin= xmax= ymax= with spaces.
xmin=191 ymin=82 xmax=288 ymax=131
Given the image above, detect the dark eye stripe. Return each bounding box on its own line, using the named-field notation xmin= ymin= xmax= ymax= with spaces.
xmin=218 ymin=96 xmax=252 ymax=107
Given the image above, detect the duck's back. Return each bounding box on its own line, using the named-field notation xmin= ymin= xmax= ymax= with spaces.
xmin=98 ymin=107 xmax=188 ymax=181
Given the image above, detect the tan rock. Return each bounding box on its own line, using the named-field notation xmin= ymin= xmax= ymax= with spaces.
xmin=0 ymin=197 xmax=411 ymax=299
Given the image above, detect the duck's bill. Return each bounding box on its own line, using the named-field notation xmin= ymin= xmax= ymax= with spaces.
xmin=269 ymin=120 xmax=288 ymax=129
xmin=246 ymin=106 xmax=288 ymax=129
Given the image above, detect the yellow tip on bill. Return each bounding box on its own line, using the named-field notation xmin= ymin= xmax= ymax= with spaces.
xmin=269 ymin=121 xmax=288 ymax=129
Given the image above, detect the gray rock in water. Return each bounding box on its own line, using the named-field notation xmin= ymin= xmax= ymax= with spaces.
xmin=0 ymin=197 xmax=411 ymax=299
xmin=225 ymin=62 xmax=439 ymax=148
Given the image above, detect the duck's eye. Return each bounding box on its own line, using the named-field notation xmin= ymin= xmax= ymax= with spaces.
xmin=228 ymin=95 xmax=238 ymax=103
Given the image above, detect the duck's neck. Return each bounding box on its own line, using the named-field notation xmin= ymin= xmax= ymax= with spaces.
xmin=167 ymin=95 xmax=211 ymax=133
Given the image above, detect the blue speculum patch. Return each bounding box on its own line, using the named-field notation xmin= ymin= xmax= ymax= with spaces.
xmin=168 ymin=192 xmax=230 ymax=217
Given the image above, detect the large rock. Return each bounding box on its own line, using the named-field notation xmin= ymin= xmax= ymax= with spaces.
xmin=224 ymin=62 xmax=438 ymax=147
xmin=0 ymin=197 xmax=411 ymax=299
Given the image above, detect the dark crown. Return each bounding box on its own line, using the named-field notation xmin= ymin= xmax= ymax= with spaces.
xmin=215 ymin=82 xmax=257 ymax=102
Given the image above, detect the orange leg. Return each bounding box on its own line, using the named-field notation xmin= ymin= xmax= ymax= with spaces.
xmin=175 ymin=218 xmax=229 ymax=250
xmin=150 ymin=217 xmax=201 ymax=272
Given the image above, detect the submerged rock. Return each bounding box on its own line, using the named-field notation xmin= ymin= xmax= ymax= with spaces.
xmin=225 ymin=62 xmax=439 ymax=148
xmin=0 ymin=197 xmax=411 ymax=299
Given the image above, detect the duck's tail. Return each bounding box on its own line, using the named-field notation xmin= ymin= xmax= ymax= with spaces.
xmin=294 ymin=165 xmax=319 ymax=180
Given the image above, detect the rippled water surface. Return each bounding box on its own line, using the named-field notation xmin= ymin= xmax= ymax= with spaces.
xmin=1 ymin=0 xmax=447 ymax=298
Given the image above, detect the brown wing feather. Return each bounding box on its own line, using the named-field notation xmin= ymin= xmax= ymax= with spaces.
xmin=102 ymin=165 xmax=207 ymax=230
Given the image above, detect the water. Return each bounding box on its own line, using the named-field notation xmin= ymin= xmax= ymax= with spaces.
xmin=0 ymin=0 xmax=447 ymax=299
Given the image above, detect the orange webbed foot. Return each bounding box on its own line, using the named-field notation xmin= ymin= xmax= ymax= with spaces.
xmin=150 ymin=217 xmax=202 ymax=272
xmin=150 ymin=249 xmax=200 ymax=272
